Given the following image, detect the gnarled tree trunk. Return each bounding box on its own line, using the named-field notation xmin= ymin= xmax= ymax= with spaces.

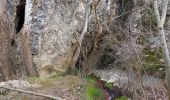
xmin=21 ymin=0 xmax=38 ymax=76
xmin=0 ymin=0 xmax=16 ymax=81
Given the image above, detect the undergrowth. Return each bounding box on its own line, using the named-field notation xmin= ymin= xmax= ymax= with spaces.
xmin=115 ymin=96 xmax=129 ymax=100
xmin=142 ymin=48 xmax=165 ymax=78
xmin=84 ymin=76 xmax=105 ymax=100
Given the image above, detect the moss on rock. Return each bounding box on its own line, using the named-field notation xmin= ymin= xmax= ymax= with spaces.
xmin=84 ymin=76 xmax=105 ymax=100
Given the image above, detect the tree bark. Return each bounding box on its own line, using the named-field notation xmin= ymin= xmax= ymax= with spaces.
xmin=0 ymin=0 xmax=15 ymax=80
xmin=153 ymin=0 xmax=170 ymax=99
xmin=21 ymin=30 xmax=38 ymax=76
xmin=71 ymin=0 xmax=92 ymax=70
xmin=21 ymin=0 xmax=38 ymax=76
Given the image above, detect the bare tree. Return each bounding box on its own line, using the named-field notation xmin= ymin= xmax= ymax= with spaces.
xmin=71 ymin=0 xmax=92 ymax=70
xmin=0 ymin=0 xmax=16 ymax=80
xmin=153 ymin=0 xmax=170 ymax=98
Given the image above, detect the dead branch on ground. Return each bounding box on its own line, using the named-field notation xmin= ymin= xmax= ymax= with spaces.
xmin=0 ymin=86 xmax=63 ymax=100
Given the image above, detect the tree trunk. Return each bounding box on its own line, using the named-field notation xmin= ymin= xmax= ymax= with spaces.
xmin=71 ymin=0 xmax=91 ymax=71
xmin=21 ymin=30 xmax=38 ymax=76
xmin=159 ymin=27 xmax=170 ymax=99
xmin=21 ymin=0 xmax=38 ymax=76
xmin=0 ymin=0 xmax=15 ymax=80
xmin=153 ymin=0 xmax=170 ymax=99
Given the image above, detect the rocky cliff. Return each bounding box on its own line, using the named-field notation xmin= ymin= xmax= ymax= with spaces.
xmin=6 ymin=0 xmax=170 ymax=78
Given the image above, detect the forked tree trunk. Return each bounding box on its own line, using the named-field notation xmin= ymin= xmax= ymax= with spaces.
xmin=71 ymin=0 xmax=92 ymax=71
xmin=153 ymin=0 xmax=170 ymax=99
xmin=0 ymin=0 xmax=15 ymax=80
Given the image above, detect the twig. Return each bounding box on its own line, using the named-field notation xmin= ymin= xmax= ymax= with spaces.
xmin=0 ymin=86 xmax=63 ymax=100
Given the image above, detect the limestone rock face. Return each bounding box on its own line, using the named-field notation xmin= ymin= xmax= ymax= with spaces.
xmin=28 ymin=0 xmax=112 ymax=76
xmin=7 ymin=0 xmax=113 ymax=77
xmin=6 ymin=0 xmax=170 ymax=77
xmin=29 ymin=0 xmax=84 ymax=75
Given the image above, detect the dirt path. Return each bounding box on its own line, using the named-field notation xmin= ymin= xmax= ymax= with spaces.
xmin=0 ymin=75 xmax=85 ymax=100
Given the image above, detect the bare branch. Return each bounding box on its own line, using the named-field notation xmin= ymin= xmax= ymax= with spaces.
xmin=79 ymin=0 xmax=92 ymax=41
xmin=0 ymin=86 xmax=63 ymax=100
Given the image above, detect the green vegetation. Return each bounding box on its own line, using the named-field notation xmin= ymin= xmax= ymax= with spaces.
xmin=105 ymin=82 xmax=113 ymax=89
xmin=143 ymin=64 xmax=165 ymax=78
xmin=85 ymin=76 xmax=97 ymax=84
xmin=142 ymin=48 xmax=165 ymax=78
xmin=84 ymin=86 xmax=104 ymax=100
xmin=141 ymin=8 xmax=157 ymax=31
xmin=84 ymin=76 xmax=105 ymax=100
xmin=0 ymin=88 xmax=8 ymax=96
xmin=142 ymin=48 xmax=162 ymax=63
xmin=116 ymin=96 xmax=129 ymax=100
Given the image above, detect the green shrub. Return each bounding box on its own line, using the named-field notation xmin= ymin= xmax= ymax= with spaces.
xmin=105 ymin=82 xmax=113 ymax=89
xmin=84 ymin=86 xmax=104 ymax=100
xmin=142 ymin=48 xmax=165 ymax=78
xmin=84 ymin=76 xmax=105 ymax=100
xmin=143 ymin=64 xmax=165 ymax=78
xmin=85 ymin=77 xmax=97 ymax=84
